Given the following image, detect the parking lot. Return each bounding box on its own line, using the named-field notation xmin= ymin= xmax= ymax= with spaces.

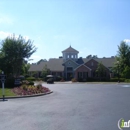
xmin=0 ymin=83 xmax=130 ymax=130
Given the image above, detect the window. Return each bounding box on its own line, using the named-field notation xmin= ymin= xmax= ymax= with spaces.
xmin=71 ymin=55 xmax=73 ymax=58
xmin=67 ymin=67 xmax=73 ymax=71
xmin=68 ymin=55 xmax=69 ymax=58
xmin=78 ymin=72 xmax=82 ymax=78
xmin=83 ymin=72 xmax=88 ymax=78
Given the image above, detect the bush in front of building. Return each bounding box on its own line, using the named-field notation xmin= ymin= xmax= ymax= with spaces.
xmin=110 ymin=78 xmax=125 ymax=82
xmin=78 ymin=78 xmax=87 ymax=82
xmin=60 ymin=78 xmax=65 ymax=82
xmin=71 ymin=78 xmax=77 ymax=82
xmin=26 ymin=77 xmax=36 ymax=81
xmin=55 ymin=76 xmax=62 ymax=81
xmin=35 ymin=78 xmax=43 ymax=81
xmin=24 ymin=74 xmax=30 ymax=78
xmin=28 ymin=81 xmax=34 ymax=85
xmin=125 ymin=79 xmax=130 ymax=83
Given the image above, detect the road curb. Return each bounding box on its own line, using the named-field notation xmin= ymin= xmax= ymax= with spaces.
xmin=0 ymin=91 xmax=53 ymax=99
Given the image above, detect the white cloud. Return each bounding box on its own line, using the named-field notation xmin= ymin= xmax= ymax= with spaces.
xmin=124 ymin=39 xmax=130 ymax=43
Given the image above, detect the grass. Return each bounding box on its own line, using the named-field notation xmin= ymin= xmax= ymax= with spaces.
xmin=0 ymin=88 xmax=16 ymax=97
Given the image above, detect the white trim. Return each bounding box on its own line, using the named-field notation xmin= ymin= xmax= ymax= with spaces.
xmin=74 ymin=64 xmax=91 ymax=71
xmin=63 ymin=59 xmax=79 ymax=65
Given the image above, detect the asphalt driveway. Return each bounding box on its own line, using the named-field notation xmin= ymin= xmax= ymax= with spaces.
xmin=0 ymin=83 xmax=130 ymax=130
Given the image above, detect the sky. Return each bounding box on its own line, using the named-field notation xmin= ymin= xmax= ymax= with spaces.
xmin=0 ymin=0 xmax=130 ymax=63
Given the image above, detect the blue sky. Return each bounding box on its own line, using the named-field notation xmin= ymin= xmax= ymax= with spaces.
xmin=0 ymin=0 xmax=130 ymax=63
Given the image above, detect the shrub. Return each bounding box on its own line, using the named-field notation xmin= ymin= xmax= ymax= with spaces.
xmin=22 ymin=80 xmax=29 ymax=85
xmin=125 ymin=79 xmax=130 ymax=83
xmin=78 ymin=78 xmax=83 ymax=82
xmin=36 ymin=78 xmax=43 ymax=81
xmin=110 ymin=78 xmax=125 ymax=82
xmin=55 ymin=76 xmax=62 ymax=81
xmin=4 ymin=77 xmax=15 ymax=88
xmin=36 ymin=84 xmax=42 ymax=89
xmin=60 ymin=78 xmax=65 ymax=82
xmin=78 ymin=78 xmax=87 ymax=82
xmin=87 ymin=77 xmax=94 ymax=82
xmin=82 ymin=78 xmax=87 ymax=82
xmin=28 ymin=81 xmax=34 ymax=85
xmin=24 ymin=74 xmax=30 ymax=78
xmin=71 ymin=78 xmax=77 ymax=82
xmin=26 ymin=77 xmax=36 ymax=81
xmin=22 ymin=80 xmax=34 ymax=85
xmin=12 ymin=85 xmax=50 ymax=95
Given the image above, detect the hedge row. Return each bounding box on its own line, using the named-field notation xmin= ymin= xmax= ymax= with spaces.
xmin=125 ymin=79 xmax=130 ymax=83
xmin=71 ymin=77 xmax=127 ymax=82
xmin=110 ymin=78 xmax=125 ymax=82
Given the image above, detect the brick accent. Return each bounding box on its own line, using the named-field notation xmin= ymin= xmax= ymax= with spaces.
xmin=85 ymin=59 xmax=110 ymax=78
xmin=75 ymin=65 xmax=91 ymax=79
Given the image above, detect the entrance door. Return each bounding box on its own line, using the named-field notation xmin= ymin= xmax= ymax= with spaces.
xmin=67 ymin=72 xmax=73 ymax=80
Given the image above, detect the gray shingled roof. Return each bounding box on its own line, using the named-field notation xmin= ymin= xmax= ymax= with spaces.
xmin=83 ymin=57 xmax=116 ymax=68
xmin=62 ymin=46 xmax=79 ymax=53
xmin=47 ymin=58 xmax=64 ymax=71
xmin=29 ymin=58 xmax=64 ymax=72
xmin=29 ymin=57 xmax=116 ymax=72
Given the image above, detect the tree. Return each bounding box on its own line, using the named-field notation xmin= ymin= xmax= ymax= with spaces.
xmin=0 ymin=34 xmax=37 ymax=77
xmin=86 ymin=55 xmax=92 ymax=59
xmin=92 ymin=55 xmax=98 ymax=58
xmin=96 ymin=62 xmax=106 ymax=81
xmin=86 ymin=55 xmax=98 ymax=59
xmin=113 ymin=41 xmax=130 ymax=78
xmin=21 ymin=63 xmax=30 ymax=76
xmin=37 ymin=59 xmax=47 ymax=65
xmin=122 ymin=66 xmax=130 ymax=79
xmin=41 ymin=65 xmax=50 ymax=79
xmin=116 ymin=41 xmax=130 ymax=72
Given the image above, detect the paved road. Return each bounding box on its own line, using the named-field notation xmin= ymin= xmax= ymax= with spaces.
xmin=0 ymin=83 xmax=130 ymax=130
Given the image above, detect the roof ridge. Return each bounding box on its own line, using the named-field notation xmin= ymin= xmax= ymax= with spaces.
xmin=62 ymin=46 xmax=79 ymax=53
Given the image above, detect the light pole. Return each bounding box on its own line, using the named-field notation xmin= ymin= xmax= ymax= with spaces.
xmin=0 ymin=71 xmax=6 ymax=101
xmin=117 ymin=61 xmax=120 ymax=83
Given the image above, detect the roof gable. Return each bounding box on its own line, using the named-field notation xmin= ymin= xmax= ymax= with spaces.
xmin=83 ymin=57 xmax=116 ymax=68
xmin=62 ymin=46 xmax=79 ymax=53
xmin=74 ymin=64 xmax=91 ymax=71
xmin=62 ymin=59 xmax=79 ymax=66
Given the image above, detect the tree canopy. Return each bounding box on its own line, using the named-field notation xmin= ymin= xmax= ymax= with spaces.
xmin=96 ymin=62 xmax=106 ymax=79
xmin=113 ymin=41 xmax=130 ymax=78
xmin=0 ymin=34 xmax=37 ymax=77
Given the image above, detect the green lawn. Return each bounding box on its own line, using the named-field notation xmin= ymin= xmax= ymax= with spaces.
xmin=0 ymin=88 xmax=16 ymax=97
